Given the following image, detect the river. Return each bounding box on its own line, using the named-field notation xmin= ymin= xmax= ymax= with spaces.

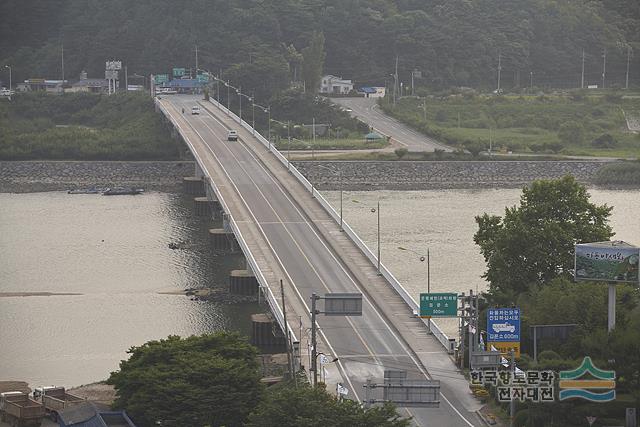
xmin=323 ymin=188 xmax=640 ymax=337
xmin=0 ymin=191 xmax=257 ymax=387
xmin=2 ymin=188 xmax=638 ymax=388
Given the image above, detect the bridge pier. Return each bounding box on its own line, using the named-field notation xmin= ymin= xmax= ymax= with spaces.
xmin=251 ymin=313 xmax=286 ymax=354
xmin=229 ymin=270 xmax=259 ymax=296
xmin=194 ymin=197 xmax=213 ymax=216
xmin=209 ymin=228 xmax=238 ymax=252
xmin=183 ymin=176 xmax=205 ymax=195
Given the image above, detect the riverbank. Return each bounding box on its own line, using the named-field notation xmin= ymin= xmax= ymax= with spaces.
xmin=0 ymin=159 xmax=626 ymax=193
xmin=295 ymin=160 xmax=614 ymax=190
xmin=0 ymin=160 xmax=195 ymax=193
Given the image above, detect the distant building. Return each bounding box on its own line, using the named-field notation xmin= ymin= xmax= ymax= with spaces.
xmin=319 ymin=75 xmax=353 ymax=95
xmin=67 ymin=71 xmax=109 ymax=93
xmin=23 ymin=79 xmax=67 ymax=94
xmin=166 ymin=78 xmax=204 ymax=94
xmin=358 ymin=86 xmax=386 ymax=98
xmin=57 ymin=402 xmax=137 ymax=427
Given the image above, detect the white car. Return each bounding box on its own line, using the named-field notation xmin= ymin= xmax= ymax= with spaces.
xmin=227 ymin=130 xmax=238 ymax=141
xmin=191 ymin=106 xmax=200 ymax=115
xmin=492 ymin=322 xmax=516 ymax=333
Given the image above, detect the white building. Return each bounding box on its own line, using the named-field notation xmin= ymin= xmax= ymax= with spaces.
xmin=319 ymin=75 xmax=354 ymax=95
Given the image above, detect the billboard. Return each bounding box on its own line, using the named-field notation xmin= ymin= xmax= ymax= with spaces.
xmin=419 ymin=293 xmax=457 ymax=318
xmin=487 ymin=308 xmax=520 ymax=342
xmin=105 ymin=61 xmax=122 ymax=70
xmin=575 ymin=241 xmax=639 ymax=284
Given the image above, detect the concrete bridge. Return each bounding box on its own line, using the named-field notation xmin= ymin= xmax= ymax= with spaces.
xmin=156 ymin=94 xmax=484 ymax=427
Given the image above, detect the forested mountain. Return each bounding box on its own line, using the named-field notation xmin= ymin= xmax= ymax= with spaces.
xmin=1 ymin=0 xmax=638 ymax=97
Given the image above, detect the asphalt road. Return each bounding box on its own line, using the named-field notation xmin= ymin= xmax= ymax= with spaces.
xmin=333 ymin=97 xmax=454 ymax=152
xmin=161 ymin=95 xmax=482 ymax=427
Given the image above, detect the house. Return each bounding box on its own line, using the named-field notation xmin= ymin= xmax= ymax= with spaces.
xmin=22 ymin=79 xmax=67 ymax=94
xmin=57 ymin=402 xmax=137 ymax=427
xmin=358 ymin=86 xmax=386 ymax=98
xmin=319 ymin=75 xmax=353 ymax=95
xmin=67 ymin=71 xmax=109 ymax=93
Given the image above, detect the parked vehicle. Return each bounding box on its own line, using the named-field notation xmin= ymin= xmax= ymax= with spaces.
xmin=33 ymin=387 xmax=83 ymax=421
xmin=0 ymin=391 xmax=45 ymax=427
xmin=227 ymin=130 xmax=238 ymax=141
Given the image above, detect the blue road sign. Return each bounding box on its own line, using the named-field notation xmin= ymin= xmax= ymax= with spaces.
xmin=487 ymin=308 xmax=520 ymax=342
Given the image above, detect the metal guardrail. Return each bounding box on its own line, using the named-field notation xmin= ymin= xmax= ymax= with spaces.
xmin=156 ymin=99 xmax=297 ymax=344
xmin=205 ymin=99 xmax=454 ymax=352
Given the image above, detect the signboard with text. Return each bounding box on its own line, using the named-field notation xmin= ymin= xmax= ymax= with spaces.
xmin=575 ymin=241 xmax=639 ymax=284
xmin=173 ymin=67 xmax=186 ymax=77
xmin=487 ymin=308 xmax=520 ymax=342
xmin=154 ymin=74 xmax=169 ymax=84
xmin=419 ymin=293 xmax=457 ymax=318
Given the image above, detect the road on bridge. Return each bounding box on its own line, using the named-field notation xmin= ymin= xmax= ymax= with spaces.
xmin=333 ymin=97 xmax=454 ymax=152
xmin=160 ymin=95 xmax=483 ymax=427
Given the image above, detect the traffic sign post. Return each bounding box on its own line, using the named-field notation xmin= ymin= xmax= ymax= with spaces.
xmin=420 ymin=293 xmax=457 ymax=318
xmin=487 ymin=308 xmax=521 ymax=357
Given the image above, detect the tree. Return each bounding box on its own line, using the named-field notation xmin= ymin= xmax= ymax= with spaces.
xmin=394 ymin=147 xmax=408 ymax=159
xmin=246 ymin=381 xmax=411 ymax=427
xmin=301 ymin=31 xmax=325 ymax=94
xmin=474 ymin=176 xmax=613 ymax=302
xmin=107 ymin=333 xmax=263 ymax=427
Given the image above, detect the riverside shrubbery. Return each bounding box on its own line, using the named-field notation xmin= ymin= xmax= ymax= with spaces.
xmin=0 ymin=92 xmax=179 ymax=160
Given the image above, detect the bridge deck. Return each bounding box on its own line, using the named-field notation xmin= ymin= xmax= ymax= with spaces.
xmin=158 ymin=95 xmax=482 ymax=427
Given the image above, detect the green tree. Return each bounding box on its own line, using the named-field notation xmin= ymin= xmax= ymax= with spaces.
xmin=107 ymin=333 xmax=262 ymax=427
xmin=246 ymin=381 xmax=411 ymax=427
xmin=394 ymin=147 xmax=408 ymax=159
xmin=474 ymin=176 xmax=613 ymax=302
xmin=301 ymin=31 xmax=326 ymax=94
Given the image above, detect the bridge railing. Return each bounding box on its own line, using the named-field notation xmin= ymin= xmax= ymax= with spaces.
xmin=156 ymin=98 xmax=297 ymax=345
xmin=206 ymin=98 xmax=453 ymax=352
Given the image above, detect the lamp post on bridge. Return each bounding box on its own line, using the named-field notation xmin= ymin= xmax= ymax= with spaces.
xmin=315 ymin=164 xmax=343 ymax=231
xmin=397 ymin=246 xmax=430 ymax=293
xmin=4 ymin=65 xmax=11 ymax=92
xmin=353 ymin=199 xmax=381 ymax=274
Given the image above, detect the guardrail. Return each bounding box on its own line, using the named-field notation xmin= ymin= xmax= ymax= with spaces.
xmin=205 ymin=98 xmax=454 ymax=352
xmin=155 ymin=98 xmax=297 ymax=345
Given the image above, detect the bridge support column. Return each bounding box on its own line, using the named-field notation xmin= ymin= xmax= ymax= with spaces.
xmin=209 ymin=228 xmax=238 ymax=252
xmin=251 ymin=313 xmax=286 ymax=354
xmin=195 ymin=162 xmax=205 ymax=178
xmin=229 ymin=270 xmax=258 ymax=296
xmin=194 ymin=197 xmax=212 ymax=216
xmin=183 ymin=177 xmax=205 ymax=195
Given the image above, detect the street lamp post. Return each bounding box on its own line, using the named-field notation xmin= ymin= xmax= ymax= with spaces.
xmin=238 ymin=86 xmax=242 ymax=124
xmin=4 ymin=65 xmax=11 ymax=92
xmin=397 ymin=246 xmax=430 ymax=293
xmin=226 ymin=81 xmax=230 ymax=114
xmin=251 ymin=97 xmax=255 ymax=135
xmin=316 ymin=164 xmax=343 ymax=231
xmin=372 ymin=201 xmax=381 ymax=274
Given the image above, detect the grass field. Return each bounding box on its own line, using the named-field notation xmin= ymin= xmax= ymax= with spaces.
xmin=272 ymin=137 xmax=388 ymax=151
xmin=380 ymin=93 xmax=640 ymax=157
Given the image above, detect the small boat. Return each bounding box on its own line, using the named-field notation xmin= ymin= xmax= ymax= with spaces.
xmin=102 ymin=187 xmax=144 ymax=196
xmin=67 ymin=187 xmax=107 ymax=194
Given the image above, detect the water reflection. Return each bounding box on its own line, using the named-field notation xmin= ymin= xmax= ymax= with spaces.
xmin=0 ymin=192 xmax=256 ymax=386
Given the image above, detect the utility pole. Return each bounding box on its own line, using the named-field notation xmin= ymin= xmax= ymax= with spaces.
xmin=530 ymin=71 xmax=533 ymax=91
xmin=581 ymin=49 xmax=585 ymax=89
xmin=125 ymin=66 xmax=128 ymax=92
xmin=427 ymin=249 xmax=430 ymax=294
xmin=394 ymin=55 xmax=399 ymax=106
xmin=239 ymin=86 xmax=242 ymax=124
xmin=626 ymin=46 xmax=631 ymax=90
xmin=311 ymin=292 xmax=319 ymax=387
xmin=497 ymin=53 xmax=502 ymax=93
xmin=411 ymin=70 xmax=414 ymax=96
xmin=602 ymin=48 xmax=607 ymax=89
xmin=61 ymin=42 xmax=65 ymax=82
xmin=281 ymin=280 xmax=293 ymax=379
xmin=195 ymin=45 xmax=198 ymax=71
xmin=510 ymin=350 xmax=516 ymax=427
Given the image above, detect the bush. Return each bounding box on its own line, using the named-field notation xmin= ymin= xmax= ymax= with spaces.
xmin=394 ymin=147 xmax=408 ymax=159
xmin=591 ymin=133 xmax=616 ymax=148
xmin=558 ymin=121 xmax=585 ymax=145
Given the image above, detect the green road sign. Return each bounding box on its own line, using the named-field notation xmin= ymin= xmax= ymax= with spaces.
xmin=154 ymin=74 xmax=169 ymax=84
xmin=420 ymin=293 xmax=457 ymax=318
xmin=173 ymin=67 xmax=186 ymax=77
xmin=196 ymin=73 xmax=209 ymax=83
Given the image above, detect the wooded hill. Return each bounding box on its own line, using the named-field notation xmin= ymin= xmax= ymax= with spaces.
xmin=1 ymin=0 xmax=638 ymax=98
